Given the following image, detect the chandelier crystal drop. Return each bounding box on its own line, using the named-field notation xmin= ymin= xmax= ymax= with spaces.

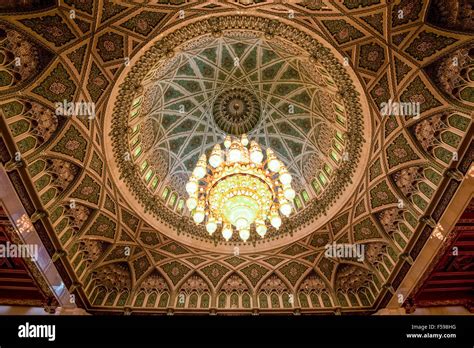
xmin=186 ymin=134 xmax=294 ymax=242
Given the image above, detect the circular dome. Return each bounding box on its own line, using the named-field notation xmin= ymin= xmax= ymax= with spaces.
xmin=213 ymin=88 xmax=261 ymax=135
xmin=104 ymin=15 xmax=371 ymax=252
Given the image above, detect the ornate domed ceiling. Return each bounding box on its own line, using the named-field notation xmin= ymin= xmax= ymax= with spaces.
xmin=107 ymin=16 xmax=370 ymax=250
xmin=0 ymin=0 xmax=472 ymax=315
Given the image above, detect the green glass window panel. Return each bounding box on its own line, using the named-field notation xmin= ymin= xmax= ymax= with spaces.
xmin=337 ymin=292 xmax=348 ymax=307
xmin=17 ymin=136 xmax=36 ymax=153
xmin=383 ymin=255 xmax=392 ymax=270
xmin=218 ymin=293 xmax=226 ymax=308
xmin=302 ymin=190 xmax=309 ymax=202
xmin=130 ymin=135 xmax=140 ymax=147
xmin=282 ymin=293 xmax=291 ymax=308
xmin=394 ymin=233 xmax=407 ymax=249
xmin=324 ymin=164 xmax=332 ymax=175
xmin=177 ymin=199 xmax=184 ymax=212
xmin=162 ymin=187 xmax=170 ymax=200
xmin=270 ymin=293 xmax=280 ymax=308
xmin=116 ymin=292 xmax=129 ymax=306
xmin=299 ymin=293 xmax=309 ymax=308
xmin=168 ymin=193 xmax=177 ymax=207
xmin=259 ymin=293 xmax=268 ymax=308
xmin=146 ymin=292 xmax=157 ymax=307
xmin=242 ymin=293 xmax=251 ymax=308
xmin=132 ymin=124 xmax=140 ymax=135
xmin=378 ymin=263 xmax=389 ymax=279
xmin=133 ymin=146 xmax=142 ymax=158
xmin=76 ymin=261 xmax=86 ymax=278
xmin=188 ymin=293 xmax=198 ymax=308
xmin=230 ymin=293 xmax=239 ymax=308
xmin=321 ymin=293 xmax=332 ymax=307
xmin=348 ymin=292 xmax=359 ymax=306
xmin=144 ymin=169 xmax=153 ymax=183
xmin=158 ymin=293 xmax=169 ymax=307
xmin=176 ymin=293 xmax=185 ymax=307
xmin=104 ymin=291 xmax=118 ymax=306
xmin=130 ymin=108 xmax=140 ymax=119
xmin=334 ymin=104 xmax=344 ymax=113
xmin=151 ymin=177 xmax=159 ymax=190
xmin=294 ymin=196 xmax=302 ymax=209
xmin=336 ymin=113 xmax=345 ymax=126
xmin=200 ymin=293 xmax=210 ymax=308
xmin=312 ymin=179 xmax=321 ymax=193
xmin=93 ymin=289 xmax=107 ymax=306
xmin=310 ymin=293 xmax=320 ymax=307
xmin=132 ymin=97 xmax=142 ymax=108
xmin=72 ymin=253 xmax=82 ymax=268
xmin=60 ymin=228 xmax=73 ymax=245
xmin=319 ymin=172 xmax=327 ymax=186
xmin=359 ymin=291 xmax=370 ymax=307
xmin=134 ymin=292 xmax=145 ymax=307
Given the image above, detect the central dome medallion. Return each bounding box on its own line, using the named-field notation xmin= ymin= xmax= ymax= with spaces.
xmin=105 ymin=15 xmax=371 ymax=252
xmin=213 ymin=88 xmax=261 ymax=135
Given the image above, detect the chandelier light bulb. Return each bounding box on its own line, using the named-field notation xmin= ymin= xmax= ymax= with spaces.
xmin=185 ymin=177 xmax=198 ymax=194
xmin=206 ymin=217 xmax=217 ymax=234
xmin=270 ymin=214 xmax=282 ymax=229
xmin=222 ymin=224 xmax=233 ymax=241
xmin=256 ymin=221 xmax=267 ymax=237
xmin=228 ymin=140 xmax=242 ymax=163
xmin=279 ymin=167 xmax=292 ymax=185
xmin=186 ymin=196 xmax=198 ymax=210
xmin=209 ymin=144 xmax=223 ymax=168
xmin=266 ymin=149 xmax=281 ymax=172
xmin=193 ymin=210 xmax=205 ymax=224
xmin=239 ymin=229 xmax=250 ymax=242
xmin=249 ymin=141 xmax=263 ymax=164
xmin=193 ymin=154 xmax=207 ymax=179
xmin=279 ymin=201 xmax=292 ymax=217
xmin=283 ymin=186 xmax=296 ymax=200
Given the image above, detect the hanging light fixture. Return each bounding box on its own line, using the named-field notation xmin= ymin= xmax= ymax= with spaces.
xmin=186 ymin=134 xmax=294 ymax=242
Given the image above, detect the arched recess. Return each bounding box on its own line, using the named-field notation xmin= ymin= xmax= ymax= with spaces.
xmin=1 ymin=98 xmax=66 ymax=157
xmin=296 ymin=271 xmax=333 ymax=309
xmin=334 ymin=263 xmax=379 ymax=309
xmin=376 ymin=207 xmax=419 ymax=252
xmin=216 ymin=273 xmax=252 ymax=310
xmin=131 ymin=269 xmax=170 ymax=309
xmin=364 ymin=242 xmax=398 ymax=284
xmin=423 ymin=42 xmax=473 ymax=108
xmin=27 ymin=156 xmax=82 ymax=210
xmin=0 ymin=24 xmax=55 ymax=94
xmin=411 ymin=111 xmax=471 ymax=167
xmin=174 ymin=273 xmax=211 ymax=310
xmin=85 ymin=262 xmax=132 ymax=308
xmin=256 ymin=273 xmax=293 ymax=310
xmin=49 ymin=202 xmax=93 ymax=248
xmin=68 ymin=239 xmax=110 ymax=279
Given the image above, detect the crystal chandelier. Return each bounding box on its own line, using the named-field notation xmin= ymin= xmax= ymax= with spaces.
xmin=186 ymin=134 xmax=295 ymax=242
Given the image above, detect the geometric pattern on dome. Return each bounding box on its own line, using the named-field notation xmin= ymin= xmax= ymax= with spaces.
xmin=212 ymin=87 xmax=261 ymax=135
xmin=131 ymin=32 xmax=350 ymax=218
